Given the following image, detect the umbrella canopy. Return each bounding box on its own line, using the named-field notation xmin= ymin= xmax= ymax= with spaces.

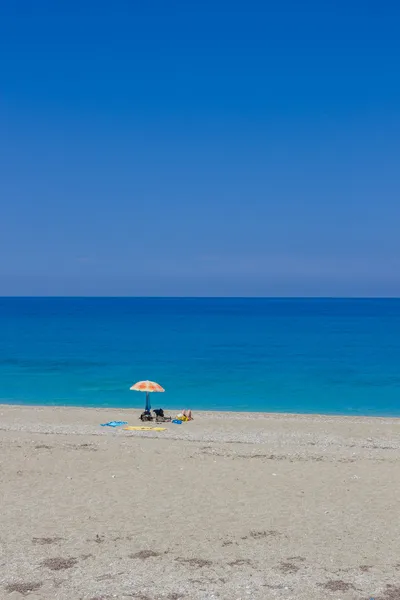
xmin=130 ymin=380 xmax=165 ymax=412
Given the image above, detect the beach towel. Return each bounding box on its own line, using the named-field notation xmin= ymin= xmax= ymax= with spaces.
xmin=172 ymin=419 xmax=182 ymax=424
xmin=100 ymin=421 xmax=128 ymax=427
xmin=123 ymin=426 xmax=167 ymax=431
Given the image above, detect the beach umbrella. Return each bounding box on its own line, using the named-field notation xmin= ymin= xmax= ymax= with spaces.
xmin=130 ymin=380 xmax=165 ymax=412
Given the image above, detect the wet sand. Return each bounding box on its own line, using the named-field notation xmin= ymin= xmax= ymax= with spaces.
xmin=1 ymin=405 xmax=400 ymax=599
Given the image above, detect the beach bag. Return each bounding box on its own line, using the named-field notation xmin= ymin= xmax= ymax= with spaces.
xmin=140 ymin=411 xmax=153 ymax=422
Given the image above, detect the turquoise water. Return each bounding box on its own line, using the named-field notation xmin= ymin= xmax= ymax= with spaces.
xmin=1 ymin=297 xmax=400 ymax=416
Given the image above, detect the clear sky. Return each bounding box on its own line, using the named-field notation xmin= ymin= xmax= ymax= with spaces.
xmin=1 ymin=0 xmax=399 ymax=296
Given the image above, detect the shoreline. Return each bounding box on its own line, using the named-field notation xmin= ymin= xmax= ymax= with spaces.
xmin=1 ymin=403 xmax=399 ymax=449
xmin=1 ymin=402 xmax=400 ymax=423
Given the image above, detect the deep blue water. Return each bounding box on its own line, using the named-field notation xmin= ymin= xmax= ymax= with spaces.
xmin=1 ymin=297 xmax=400 ymax=416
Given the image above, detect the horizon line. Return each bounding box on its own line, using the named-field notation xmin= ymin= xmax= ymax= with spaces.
xmin=1 ymin=295 xmax=400 ymax=300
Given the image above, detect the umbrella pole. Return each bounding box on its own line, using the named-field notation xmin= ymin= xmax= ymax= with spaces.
xmin=145 ymin=391 xmax=150 ymax=412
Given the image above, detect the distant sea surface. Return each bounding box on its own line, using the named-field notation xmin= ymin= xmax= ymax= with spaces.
xmin=1 ymin=297 xmax=400 ymax=416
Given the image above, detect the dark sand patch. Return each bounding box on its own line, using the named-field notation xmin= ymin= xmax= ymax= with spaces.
xmin=67 ymin=442 xmax=98 ymax=451
xmin=32 ymin=536 xmax=63 ymax=545
xmin=41 ymin=557 xmax=78 ymax=570
xmin=228 ymin=559 xmax=252 ymax=567
xmin=5 ymin=581 xmax=42 ymax=595
xmin=359 ymin=564 xmax=372 ymax=572
xmin=377 ymin=585 xmax=400 ymax=599
xmin=176 ymin=558 xmax=213 ymax=568
xmin=221 ymin=540 xmax=233 ymax=546
xmin=94 ymin=571 xmax=125 ymax=582
xmin=279 ymin=561 xmax=300 ymax=574
xmin=242 ymin=529 xmax=280 ymax=540
xmin=237 ymin=453 xmax=324 ymax=463
xmin=190 ymin=577 xmax=226 ymax=585
xmin=250 ymin=529 xmax=280 ymax=539
xmin=89 ymin=534 xmax=105 ymax=544
xmin=78 ymin=443 xmax=98 ymax=451
xmin=129 ymin=550 xmax=162 ymax=560
xmin=320 ymin=580 xmax=355 ymax=592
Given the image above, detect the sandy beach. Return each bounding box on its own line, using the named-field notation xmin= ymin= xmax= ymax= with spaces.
xmin=1 ymin=405 xmax=400 ymax=600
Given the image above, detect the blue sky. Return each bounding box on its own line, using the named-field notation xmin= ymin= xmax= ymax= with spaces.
xmin=1 ymin=0 xmax=399 ymax=296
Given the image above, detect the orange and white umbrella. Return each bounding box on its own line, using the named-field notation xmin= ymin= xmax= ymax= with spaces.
xmin=130 ymin=380 xmax=165 ymax=412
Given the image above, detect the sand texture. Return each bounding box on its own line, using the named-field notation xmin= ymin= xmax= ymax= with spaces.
xmin=1 ymin=405 xmax=400 ymax=600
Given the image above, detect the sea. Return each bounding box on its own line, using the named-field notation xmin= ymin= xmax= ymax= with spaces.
xmin=1 ymin=297 xmax=400 ymax=416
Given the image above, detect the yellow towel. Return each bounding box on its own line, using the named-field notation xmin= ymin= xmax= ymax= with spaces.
xmin=123 ymin=426 xmax=167 ymax=432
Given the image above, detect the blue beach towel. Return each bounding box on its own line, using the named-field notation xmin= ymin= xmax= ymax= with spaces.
xmin=172 ymin=419 xmax=182 ymax=424
xmin=100 ymin=421 xmax=128 ymax=427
